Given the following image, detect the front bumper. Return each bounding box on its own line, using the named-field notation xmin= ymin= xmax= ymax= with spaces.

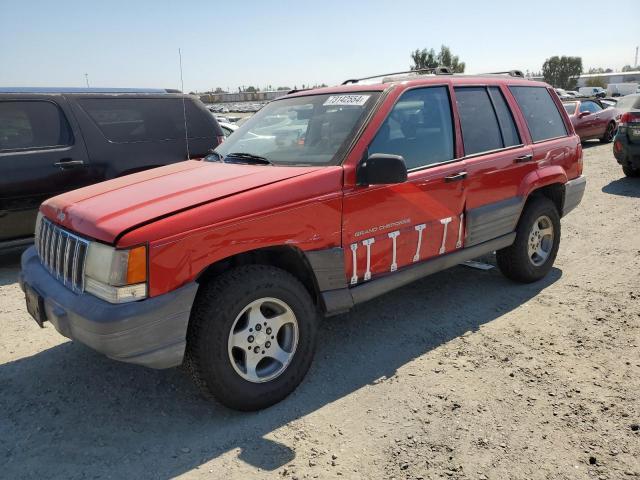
xmin=562 ymin=175 xmax=586 ymax=217
xmin=20 ymin=247 xmax=198 ymax=369
xmin=613 ymin=133 xmax=640 ymax=169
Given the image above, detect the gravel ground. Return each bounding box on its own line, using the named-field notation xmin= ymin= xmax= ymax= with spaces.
xmin=1 ymin=142 xmax=638 ymax=480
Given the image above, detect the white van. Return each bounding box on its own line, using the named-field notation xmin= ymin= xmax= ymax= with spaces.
xmin=578 ymin=86 xmax=606 ymax=98
xmin=607 ymin=83 xmax=639 ymax=97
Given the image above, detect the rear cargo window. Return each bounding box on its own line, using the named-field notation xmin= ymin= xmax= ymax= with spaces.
xmin=510 ymin=86 xmax=567 ymax=142
xmin=78 ymin=98 xmax=214 ymax=143
xmin=0 ymin=101 xmax=73 ymax=151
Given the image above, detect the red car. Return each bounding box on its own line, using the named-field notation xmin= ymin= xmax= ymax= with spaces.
xmin=562 ymin=98 xmax=618 ymax=143
xmin=20 ymin=70 xmax=586 ymax=410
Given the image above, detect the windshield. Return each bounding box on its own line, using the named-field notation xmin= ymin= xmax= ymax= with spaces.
xmin=563 ymin=102 xmax=577 ymax=115
xmin=211 ymin=92 xmax=380 ymax=166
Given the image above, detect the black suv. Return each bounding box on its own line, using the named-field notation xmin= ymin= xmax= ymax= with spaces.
xmin=0 ymin=88 xmax=224 ymax=249
xmin=612 ymin=94 xmax=640 ymax=177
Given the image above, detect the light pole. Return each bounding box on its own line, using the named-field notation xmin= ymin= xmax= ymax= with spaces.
xmin=84 ymin=73 xmax=90 ymax=88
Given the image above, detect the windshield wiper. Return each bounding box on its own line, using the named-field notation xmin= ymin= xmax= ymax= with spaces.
xmin=224 ymin=152 xmax=274 ymax=166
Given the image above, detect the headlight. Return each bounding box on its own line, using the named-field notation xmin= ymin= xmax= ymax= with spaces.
xmin=84 ymin=243 xmax=147 ymax=303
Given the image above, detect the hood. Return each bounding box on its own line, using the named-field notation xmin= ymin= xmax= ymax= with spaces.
xmin=41 ymin=160 xmax=322 ymax=243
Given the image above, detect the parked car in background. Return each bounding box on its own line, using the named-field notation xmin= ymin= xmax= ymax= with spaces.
xmin=0 ymin=88 xmax=224 ymax=250
xmin=555 ymin=88 xmax=573 ymax=99
xmin=562 ymin=98 xmax=617 ymax=143
xmin=566 ymin=90 xmax=581 ymax=98
xmin=600 ymin=98 xmax=618 ymax=108
xmin=218 ymin=121 xmax=238 ymax=137
xmin=606 ymin=83 xmax=638 ymax=97
xmin=612 ymin=94 xmax=640 ymax=177
xmin=20 ymin=70 xmax=585 ymax=410
xmin=578 ymin=86 xmax=606 ymax=98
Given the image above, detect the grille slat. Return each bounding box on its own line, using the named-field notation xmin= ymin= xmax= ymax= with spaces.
xmin=35 ymin=217 xmax=90 ymax=293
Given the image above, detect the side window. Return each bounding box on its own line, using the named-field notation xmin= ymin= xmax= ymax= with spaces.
xmin=455 ymin=87 xmax=503 ymax=155
xmin=510 ymin=86 xmax=567 ymax=142
xmin=368 ymin=86 xmax=454 ymax=170
xmin=488 ymin=87 xmax=521 ymax=147
xmin=580 ymin=101 xmax=602 ymax=113
xmin=79 ymin=98 xmax=212 ymax=143
xmin=0 ymin=101 xmax=73 ymax=152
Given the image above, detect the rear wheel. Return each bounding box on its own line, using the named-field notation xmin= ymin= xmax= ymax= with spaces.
xmin=496 ymin=196 xmax=561 ymax=283
xmin=599 ymin=122 xmax=616 ymax=143
xmin=622 ymin=165 xmax=640 ymax=177
xmin=185 ymin=265 xmax=318 ymax=411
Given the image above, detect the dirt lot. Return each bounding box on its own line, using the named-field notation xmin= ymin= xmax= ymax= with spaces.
xmin=1 ymin=142 xmax=638 ymax=480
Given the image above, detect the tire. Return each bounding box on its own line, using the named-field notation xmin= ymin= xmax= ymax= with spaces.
xmin=599 ymin=122 xmax=616 ymax=143
xmin=496 ymin=196 xmax=561 ymax=283
xmin=622 ymin=165 xmax=640 ymax=177
xmin=185 ymin=265 xmax=318 ymax=411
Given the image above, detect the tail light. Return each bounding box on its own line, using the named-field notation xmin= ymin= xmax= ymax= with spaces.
xmin=576 ymin=143 xmax=583 ymax=176
xmin=620 ymin=111 xmax=640 ymax=124
xmin=618 ymin=112 xmax=640 ymax=134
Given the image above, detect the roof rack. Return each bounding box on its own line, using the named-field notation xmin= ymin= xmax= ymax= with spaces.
xmin=287 ymin=87 xmax=313 ymax=95
xmin=484 ymin=70 xmax=525 ymax=78
xmin=342 ymin=66 xmax=453 ymax=85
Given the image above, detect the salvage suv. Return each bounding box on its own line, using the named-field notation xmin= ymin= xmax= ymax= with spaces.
xmin=20 ymin=69 xmax=586 ymax=411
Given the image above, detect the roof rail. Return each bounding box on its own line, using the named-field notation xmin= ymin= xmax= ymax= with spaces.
xmin=342 ymin=66 xmax=453 ymax=85
xmin=0 ymin=87 xmax=170 ymax=94
xmin=485 ymin=70 xmax=525 ymax=78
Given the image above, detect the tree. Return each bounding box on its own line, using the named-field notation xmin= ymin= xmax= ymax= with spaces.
xmin=542 ymin=56 xmax=582 ymax=89
xmin=245 ymin=86 xmax=258 ymax=93
xmin=586 ymin=77 xmax=606 ymax=88
xmin=410 ymin=45 xmax=465 ymax=73
xmin=622 ymin=65 xmax=639 ymax=72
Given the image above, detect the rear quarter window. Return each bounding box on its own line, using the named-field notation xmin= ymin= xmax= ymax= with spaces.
xmin=78 ymin=97 xmax=215 ymax=143
xmin=510 ymin=86 xmax=567 ymax=142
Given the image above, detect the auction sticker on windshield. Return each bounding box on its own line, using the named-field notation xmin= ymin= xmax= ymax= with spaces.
xmin=323 ymin=95 xmax=370 ymax=107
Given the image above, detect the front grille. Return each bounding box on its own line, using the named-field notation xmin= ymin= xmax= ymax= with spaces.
xmin=35 ymin=217 xmax=90 ymax=293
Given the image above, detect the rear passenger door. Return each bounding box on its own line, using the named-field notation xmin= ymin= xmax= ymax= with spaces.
xmin=0 ymin=97 xmax=92 ymax=241
xmin=455 ymin=86 xmax=534 ymax=246
xmin=69 ymin=97 xmax=219 ymax=180
xmin=509 ymin=85 xmax=572 ymax=173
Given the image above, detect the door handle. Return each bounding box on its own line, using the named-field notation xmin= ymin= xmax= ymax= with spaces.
xmin=444 ymin=171 xmax=467 ymax=182
xmin=514 ymin=154 xmax=534 ymax=163
xmin=54 ymin=158 xmax=85 ymax=168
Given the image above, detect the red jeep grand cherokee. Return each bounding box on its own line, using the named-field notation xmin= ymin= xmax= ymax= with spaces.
xmin=20 ymin=69 xmax=586 ymax=410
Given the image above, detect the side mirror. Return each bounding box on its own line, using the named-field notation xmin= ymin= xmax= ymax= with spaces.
xmin=579 ymin=111 xmax=591 ymax=118
xmin=357 ymin=153 xmax=408 ymax=186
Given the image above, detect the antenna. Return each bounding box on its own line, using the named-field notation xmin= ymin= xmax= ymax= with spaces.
xmin=179 ymin=48 xmax=190 ymax=160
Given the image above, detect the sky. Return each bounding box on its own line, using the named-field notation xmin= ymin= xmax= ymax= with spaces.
xmin=1 ymin=0 xmax=638 ymax=93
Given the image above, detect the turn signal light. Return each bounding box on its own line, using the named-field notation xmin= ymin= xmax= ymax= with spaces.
xmin=127 ymin=246 xmax=147 ymax=284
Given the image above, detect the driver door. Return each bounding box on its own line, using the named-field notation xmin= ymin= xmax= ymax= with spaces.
xmin=342 ymin=86 xmax=466 ymax=286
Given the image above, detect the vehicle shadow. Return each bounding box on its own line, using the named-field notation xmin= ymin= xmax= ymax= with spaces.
xmin=0 ymin=250 xmax=23 ymax=287
xmin=601 ymin=176 xmax=640 ymax=198
xmin=0 ymin=263 xmax=561 ymax=479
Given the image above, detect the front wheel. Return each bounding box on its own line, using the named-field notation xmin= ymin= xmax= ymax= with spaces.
xmin=185 ymin=265 xmax=318 ymax=411
xmin=599 ymin=122 xmax=616 ymax=143
xmin=496 ymin=196 xmax=561 ymax=283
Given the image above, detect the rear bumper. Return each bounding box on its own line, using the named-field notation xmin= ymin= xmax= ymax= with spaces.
xmin=613 ymin=134 xmax=640 ymax=168
xmin=20 ymin=247 xmax=198 ymax=369
xmin=562 ymin=175 xmax=586 ymax=217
